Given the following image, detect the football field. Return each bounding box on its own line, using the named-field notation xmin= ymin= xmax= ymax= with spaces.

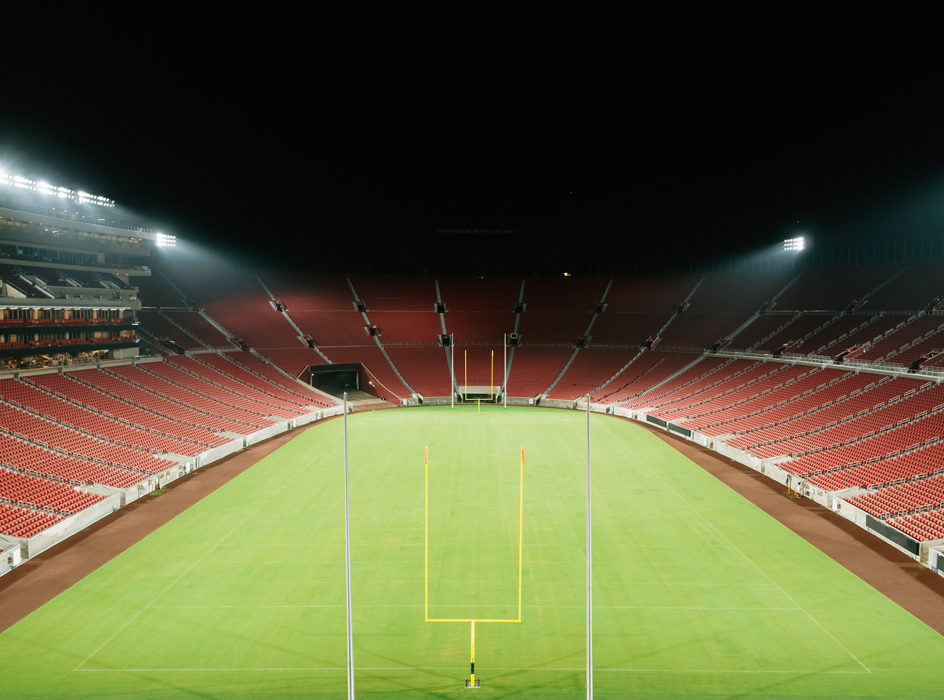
xmin=1 ymin=405 xmax=943 ymax=698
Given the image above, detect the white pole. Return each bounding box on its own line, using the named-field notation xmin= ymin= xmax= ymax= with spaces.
xmin=451 ymin=337 xmax=455 ymax=408
xmin=343 ymin=392 xmax=355 ymax=699
xmin=503 ymin=333 xmax=508 ymax=408
xmin=586 ymin=393 xmax=593 ymax=699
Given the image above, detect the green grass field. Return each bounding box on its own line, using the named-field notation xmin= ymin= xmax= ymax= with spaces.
xmin=2 ymin=405 xmax=944 ymax=698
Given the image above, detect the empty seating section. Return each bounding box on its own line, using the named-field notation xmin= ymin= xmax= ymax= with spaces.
xmin=753 ymin=378 xmax=942 ymax=459
xmin=879 ymin=315 xmax=944 ymax=365
xmin=847 ymin=471 xmax=944 ymax=520
xmin=823 ymin=314 xmax=908 ymax=357
xmin=788 ymin=315 xmax=859 ymax=355
xmin=781 ymin=410 xmax=944 ymax=487
xmin=752 ymin=314 xmax=833 ymax=354
xmin=775 ymin=266 xmax=893 ymax=310
xmin=0 ymin=398 xmax=173 ymax=474
xmin=728 ymin=314 xmax=795 ymax=351
xmin=138 ymin=310 xmax=203 ymax=350
xmin=135 ymin=273 xmax=189 ymax=307
xmin=164 ymin=311 xmax=233 ymax=348
xmin=0 ymin=501 xmax=64 ymax=538
xmin=506 ymin=347 xmax=573 ymax=397
xmin=589 ymin=312 xmax=672 ymax=346
xmin=888 ymin=510 xmax=944 ymax=542
xmin=657 ymin=272 xmax=793 ymax=350
xmin=105 ymin=365 xmax=264 ymax=434
xmin=597 ymin=352 xmax=702 ymax=404
xmin=856 ymin=314 xmax=944 ymax=363
xmin=523 ymin=277 xmax=608 ymax=312
xmin=659 ymin=365 xmax=804 ymax=425
xmin=351 ymin=275 xmax=436 ymax=311
xmin=0 ymin=265 xmax=51 ymax=298
xmin=794 ymin=313 xmax=882 ymax=357
xmin=291 ymin=310 xmax=372 ymax=347
xmin=0 ymin=432 xmax=143 ymax=488
xmin=8 ymin=375 xmax=210 ymax=456
xmin=141 ymin=361 xmax=287 ymax=420
xmin=517 ymin=312 xmax=589 ymax=343
xmin=257 ymin=348 xmax=321 ymax=381
xmin=444 ymin=312 xmax=513 ymax=343
xmin=173 ymin=262 xmax=304 ymax=350
xmin=163 ymin=356 xmax=307 ymax=417
xmin=548 ymin=348 xmax=639 ymax=399
xmin=798 ymin=425 xmax=944 ymax=493
xmin=385 ymin=347 xmax=453 ymax=397
xmin=438 ymin=276 xmax=521 ymax=312
xmin=862 ymin=263 xmax=942 ymax=310
xmin=693 ymin=271 xmax=794 ymax=314
xmin=208 ymin=302 xmax=302 ymax=349
xmin=626 ymin=358 xmax=745 ymax=411
xmin=658 ymin=311 xmax=745 ymax=349
xmin=228 ymin=351 xmax=336 ymax=406
xmin=365 ymin=311 xmax=442 ymax=344
xmin=734 ymin=375 xmax=917 ymax=458
xmin=264 ymin=273 xmax=358 ymax=311
xmin=459 ymin=346 xmax=503 ymax=387
xmin=724 ymin=371 xmax=879 ymax=450
xmin=40 ymin=370 xmax=231 ymax=446
xmin=651 ymin=360 xmax=774 ymax=419
xmin=896 ymin=326 xmax=944 ymax=365
xmin=677 ymin=364 xmax=815 ymax=431
xmin=694 ymin=367 xmax=837 ymax=436
xmin=195 ymin=353 xmax=334 ymax=408
xmin=0 ymin=467 xmax=104 ymax=514
xmin=604 ymin=276 xmax=698 ymax=315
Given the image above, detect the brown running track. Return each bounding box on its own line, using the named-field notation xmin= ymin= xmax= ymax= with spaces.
xmin=0 ymin=414 xmax=942 ymax=637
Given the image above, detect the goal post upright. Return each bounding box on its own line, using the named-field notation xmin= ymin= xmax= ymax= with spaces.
xmin=424 ymin=444 xmax=525 ymax=688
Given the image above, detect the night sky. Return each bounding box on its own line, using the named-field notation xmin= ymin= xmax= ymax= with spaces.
xmin=2 ymin=63 xmax=943 ymax=275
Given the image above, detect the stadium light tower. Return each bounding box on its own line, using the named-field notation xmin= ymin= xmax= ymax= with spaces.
xmin=155 ymin=232 xmax=177 ymax=248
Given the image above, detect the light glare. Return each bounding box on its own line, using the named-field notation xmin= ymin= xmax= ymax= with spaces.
xmin=155 ymin=232 xmax=176 ymax=248
xmin=784 ymin=236 xmax=805 ymax=252
xmin=0 ymin=171 xmax=115 ymax=207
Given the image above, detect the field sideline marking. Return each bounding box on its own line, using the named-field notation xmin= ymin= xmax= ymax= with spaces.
xmin=73 ymin=449 xmax=323 ymax=672
xmin=632 ymin=442 xmax=873 ymax=674
xmin=151 ymin=603 xmax=801 ymax=611
xmin=74 ymin=665 xmax=870 ymax=675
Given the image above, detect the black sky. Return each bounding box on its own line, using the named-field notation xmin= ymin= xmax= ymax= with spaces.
xmin=2 ymin=61 xmax=943 ymax=275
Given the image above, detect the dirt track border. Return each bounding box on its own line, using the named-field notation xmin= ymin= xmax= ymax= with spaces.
xmin=1 ymin=412 xmax=943 ymax=637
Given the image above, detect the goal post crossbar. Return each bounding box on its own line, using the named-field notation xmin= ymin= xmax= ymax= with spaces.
xmin=424 ymin=445 xmax=524 ymax=624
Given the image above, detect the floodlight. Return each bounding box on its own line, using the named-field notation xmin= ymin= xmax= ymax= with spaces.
xmin=0 ymin=170 xmax=115 ymax=207
xmin=784 ymin=236 xmax=805 ymax=252
xmin=155 ymin=232 xmax=176 ymax=248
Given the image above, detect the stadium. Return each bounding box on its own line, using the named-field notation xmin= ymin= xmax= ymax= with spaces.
xmin=1 ymin=72 xmax=944 ymax=698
